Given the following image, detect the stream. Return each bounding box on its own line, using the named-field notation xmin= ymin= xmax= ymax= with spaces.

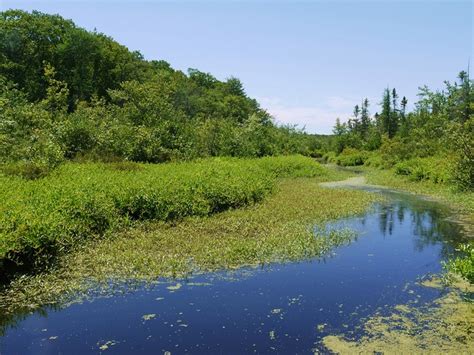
xmin=0 ymin=182 xmax=470 ymax=354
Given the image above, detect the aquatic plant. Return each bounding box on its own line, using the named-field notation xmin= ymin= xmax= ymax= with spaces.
xmin=445 ymin=243 xmax=474 ymax=283
xmin=0 ymin=156 xmax=323 ymax=271
xmin=0 ymin=171 xmax=375 ymax=323
xmin=322 ymin=277 xmax=474 ymax=353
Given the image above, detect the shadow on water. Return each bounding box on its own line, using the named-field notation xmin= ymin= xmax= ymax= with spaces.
xmin=0 ymin=187 xmax=470 ymax=354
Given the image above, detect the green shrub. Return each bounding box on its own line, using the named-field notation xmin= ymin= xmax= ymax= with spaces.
xmin=394 ymin=156 xmax=452 ymax=184
xmin=335 ymin=148 xmax=369 ymax=166
xmin=0 ymin=156 xmax=323 ymax=267
xmin=321 ymin=151 xmax=337 ymax=164
xmin=254 ymin=155 xmax=326 ymax=178
xmin=449 ymin=120 xmax=474 ymax=191
xmin=379 ymin=136 xmax=414 ymax=168
xmin=363 ymin=152 xmax=384 ymax=168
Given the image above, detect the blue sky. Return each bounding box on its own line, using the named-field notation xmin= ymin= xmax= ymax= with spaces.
xmin=2 ymin=1 xmax=472 ymax=133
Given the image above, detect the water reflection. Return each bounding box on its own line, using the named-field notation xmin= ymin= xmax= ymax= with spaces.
xmin=374 ymin=193 xmax=465 ymax=258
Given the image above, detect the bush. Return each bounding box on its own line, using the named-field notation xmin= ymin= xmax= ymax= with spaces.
xmin=379 ymin=136 xmax=414 ymax=168
xmin=254 ymin=155 xmax=326 ymax=178
xmin=0 ymin=156 xmax=324 ymax=267
xmin=394 ymin=156 xmax=452 ymax=184
xmin=321 ymin=151 xmax=337 ymax=164
xmin=335 ymin=148 xmax=369 ymax=166
xmin=363 ymin=152 xmax=384 ymax=168
xmin=449 ymin=120 xmax=474 ymax=191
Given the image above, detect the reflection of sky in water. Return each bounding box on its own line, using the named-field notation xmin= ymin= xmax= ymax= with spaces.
xmin=0 ymin=191 xmax=468 ymax=354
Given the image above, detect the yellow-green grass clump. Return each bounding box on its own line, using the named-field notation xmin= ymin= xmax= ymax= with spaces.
xmin=0 ymin=156 xmax=325 ymax=269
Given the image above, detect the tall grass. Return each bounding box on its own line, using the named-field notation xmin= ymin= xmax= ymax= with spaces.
xmin=0 ymin=156 xmax=324 ymax=268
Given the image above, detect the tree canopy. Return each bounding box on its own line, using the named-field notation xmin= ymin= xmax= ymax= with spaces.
xmin=0 ymin=10 xmax=320 ymax=177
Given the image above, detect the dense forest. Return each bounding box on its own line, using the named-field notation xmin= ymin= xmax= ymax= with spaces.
xmin=0 ymin=10 xmax=318 ymax=179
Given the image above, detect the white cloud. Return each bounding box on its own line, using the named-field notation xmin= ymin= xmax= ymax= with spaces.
xmin=325 ymin=96 xmax=356 ymax=110
xmin=257 ymin=96 xmax=356 ymax=134
xmin=257 ymin=95 xmax=378 ymax=134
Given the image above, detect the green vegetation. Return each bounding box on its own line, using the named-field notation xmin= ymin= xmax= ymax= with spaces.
xmin=0 ymin=155 xmax=325 ymax=271
xmin=322 ymin=277 xmax=474 ymax=354
xmin=1 ymin=9 xmax=472 ymax=351
xmin=0 ymin=167 xmax=377 ymax=324
xmin=0 ymin=10 xmax=322 ymax=179
xmin=445 ymin=244 xmax=474 ymax=283
xmin=324 ymin=72 xmax=473 ymax=192
xmin=320 ymin=68 xmax=474 ymax=287
xmin=331 ymin=148 xmax=369 ymax=167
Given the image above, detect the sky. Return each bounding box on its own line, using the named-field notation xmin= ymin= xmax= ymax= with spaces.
xmin=1 ymin=0 xmax=472 ymax=134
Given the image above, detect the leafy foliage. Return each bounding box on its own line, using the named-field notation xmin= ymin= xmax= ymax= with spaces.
xmin=0 ymin=156 xmax=323 ymax=268
xmin=445 ymin=244 xmax=474 ymax=283
xmin=0 ymin=10 xmax=323 ymax=175
xmin=328 ymin=71 xmax=473 ymax=191
xmin=394 ymin=157 xmax=452 ymax=184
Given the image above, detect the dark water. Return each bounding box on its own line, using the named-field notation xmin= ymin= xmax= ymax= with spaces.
xmin=0 ymin=189 xmax=469 ymax=354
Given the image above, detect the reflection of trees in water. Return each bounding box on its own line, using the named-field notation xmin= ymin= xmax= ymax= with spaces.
xmin=375 ymin=197 xmax=466 ymax=259
xmin=0 ymin=303 xmax=61 ymax=337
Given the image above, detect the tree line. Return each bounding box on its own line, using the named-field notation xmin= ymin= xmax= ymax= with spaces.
xmin=0 ymin=10 xmax=318 ymax=178
xmin=329 ymin=71 xmax=473 ymax=190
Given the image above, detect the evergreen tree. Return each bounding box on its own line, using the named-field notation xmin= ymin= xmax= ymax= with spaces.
xmin=379 ymin=88 xmax=399 ymax=138
xmin=390 ymin=88 xmax=399 ymax=137
xmin=380 ymin=88 xmax=392 ymax=137
xmin=457 ymin=70 xmax=472 ymax=123
xmin=401 ymin=96 xmax=408 ymax=117
xmin=360 ymin=98 xmax=370 ymax=138
xmin=333 ymin=118 xmax=346 ymax=136
xmin=399 ymin=96 xmax=409 ymax=137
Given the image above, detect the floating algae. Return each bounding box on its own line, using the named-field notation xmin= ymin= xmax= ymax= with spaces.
xmin=141 ymin=314 xmax=156 ymax=322
xmin=166 ymin=283 xmax=182 ymax=291
xmin=97 ymin=340 xmax=118 ymax=351
xmin=322 ymin=277 xmax=474 ymax=354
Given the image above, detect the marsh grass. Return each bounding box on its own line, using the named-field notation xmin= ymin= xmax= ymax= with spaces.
xmin=0 ymin=155 xmax=326 ymax=271
xmin=0 ymin=173 xmax=377 ymax=328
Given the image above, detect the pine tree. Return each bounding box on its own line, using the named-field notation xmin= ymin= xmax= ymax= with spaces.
xmin=401 ymin=96 xmax=408 ymax=117
xmin=360 ymin=98 xmax=370 ymax=138
xmin=380 ymin=88 xmax=399 ymax=138
xmin=399 ymin=96 xmax=409 ymax=137
xmin=380 ymin=88 xmax=392 ymax=137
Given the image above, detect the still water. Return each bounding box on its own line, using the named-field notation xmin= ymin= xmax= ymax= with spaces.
xmin=0 ymin=188 xmax=469 ymax=354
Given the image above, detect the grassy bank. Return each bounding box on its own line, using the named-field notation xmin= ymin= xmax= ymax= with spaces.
xmin=0 ymin=166 xmax=378 ymax=324
xmin=0 ymin=155 xmax=326 ymax=271
xmin=364 ymin=167 xmax=474 ymax=215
